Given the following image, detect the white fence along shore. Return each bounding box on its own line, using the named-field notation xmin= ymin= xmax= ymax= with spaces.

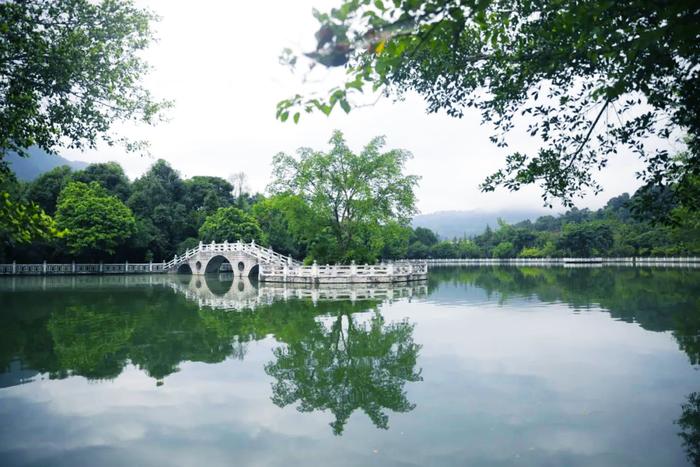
xmin=1 ymin=256 xmax=699 ymax=276
xmin=410 ymin=257 xmax=700 ymax=267
xmin=0 ymin=261 xmax=166 ymax=275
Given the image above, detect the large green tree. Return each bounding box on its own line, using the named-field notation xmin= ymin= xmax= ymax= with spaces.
xmin=128 ymin=160 xmax=189 ymax=259
xmin=252 ymin=194 xmax=316 ymax=259
xmin=278 ymin=0 xmax=699 ymax=213
xmin=0 ymin=0 xmax=168 ymax=159
xmin=55 ymin=181 xmax=135 ymax=258
xmin=72 ymin=162 xmax=132 ymax=201
xmin=0 ymin=0 xmax=168 ymax=243
xmin=557 ymin=221 xmax=614 ymax=257
xmin=269 ymin=130 xmax=419 ymax=263
xmin=26 ymin=165 xmax=73 ymax=215
xmin=199 ymin=206 xmax=264 ymax=244
xmin=183 ymin=176 xmax=235 ymax=230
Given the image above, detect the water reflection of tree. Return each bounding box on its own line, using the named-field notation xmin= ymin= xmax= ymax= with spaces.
xmin=0 ymin=288 xmax=259 ymax=382
xmin=265 ymin=309 xmax=422 ymax=435
xmin=0 ymin=285 xmax=412 ymax=388
xmin=678 ymin=392 xmax=700 ymax=466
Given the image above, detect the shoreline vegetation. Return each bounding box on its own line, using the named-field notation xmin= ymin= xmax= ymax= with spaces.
xmin=2 ymin=150 xmax=698 ymax=265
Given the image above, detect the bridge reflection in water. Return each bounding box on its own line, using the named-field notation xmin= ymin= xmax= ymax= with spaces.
xmin=170 ymin=273 xmax=428 ymax=310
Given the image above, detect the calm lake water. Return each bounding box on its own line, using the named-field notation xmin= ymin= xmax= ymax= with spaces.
xmin=1 ymin=267 xmax=699 ymax=467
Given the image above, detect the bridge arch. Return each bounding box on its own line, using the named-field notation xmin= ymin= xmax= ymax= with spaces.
xmin=204 ymin=255 xmax=231 ymax=274
xmin=176 ymin=263 xmax=192 ymax=274
xmin=165 ymin=241 xmax=301 ymax=277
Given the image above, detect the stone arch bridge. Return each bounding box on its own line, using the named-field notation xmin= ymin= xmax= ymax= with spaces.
xmin=164 ymin=241 xmax=300 ymax=277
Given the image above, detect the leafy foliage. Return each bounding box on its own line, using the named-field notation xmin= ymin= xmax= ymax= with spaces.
xmin=5 ymin=154 xmax=698 ymax=263
xmin=269 ymin=130 xmax=419 ymax=263
xmin=199 ymin=206 xmax=264 ymax=244
xmin=408 ymin=187 xmax=700 ymax=259
xmin=55 ymin=181 xmax=135 ymax=258
xmin=72 ymin=162 xmax=132 ymax=201
xmin=0 ymin=0 xmax=168 ymax=243
xmin=0 ymin=0 xmax=169 ymax=160
xmin=25 ymin=165 xmax=73 ymax=215
xmin=0 ymin=171 xmax=62 ymax=249
xmin=127 ymin=160 xmax=190 ymax=259
xmin=279 ymin=0 xmax=699 ymax=212
xmin=252 ymin=194 xmax=316 ymax=259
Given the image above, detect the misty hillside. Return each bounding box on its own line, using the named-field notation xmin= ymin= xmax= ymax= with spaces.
xmin=413 ymin=209 xmax=557 ymax=239
xmin=6 ymin=147 xmax=88 ymax=181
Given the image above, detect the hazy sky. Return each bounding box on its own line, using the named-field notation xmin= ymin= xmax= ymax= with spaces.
xmin=63 ymin=0 xmax=650 ymax=215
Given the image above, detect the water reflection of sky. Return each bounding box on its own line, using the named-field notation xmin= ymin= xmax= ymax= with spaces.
xmin=0 ymin=268 xmax=698 ymax=466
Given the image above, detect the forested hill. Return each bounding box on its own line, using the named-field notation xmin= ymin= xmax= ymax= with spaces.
xmin=6 ymin=147 xmax=88 ymax=181
xmin=413 ymin=209 xmax=553 ymax=239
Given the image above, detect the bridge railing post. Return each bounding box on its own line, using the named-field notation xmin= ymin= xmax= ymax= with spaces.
xmin=12 ymin=260 xmax=16 ymax=275
xmin=43 ymin=260 xmax=47 ymax=275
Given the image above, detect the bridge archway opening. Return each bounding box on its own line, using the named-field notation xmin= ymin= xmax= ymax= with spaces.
xmin=176 ymin=263 xmax=192 ymax=274
xmin=248 ymin=264 xmax=260 ymax=279
xmin=205 ymin=255 xmax=232 ymax=274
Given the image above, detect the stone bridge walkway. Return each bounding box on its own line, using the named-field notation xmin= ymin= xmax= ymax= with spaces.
xmin=164 ymin=241 xmax=300 ymax=276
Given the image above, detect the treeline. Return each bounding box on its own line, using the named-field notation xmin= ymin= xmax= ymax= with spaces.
xmin=2 ymin=157 xmax=699 ymax=264
xmin=408 ymin=193 xmax=700 ymax=259
xmin=1 ymin=156 xmax=414 ymax=264
xmin=1 ymin=160 xmax=261 ymax=263
xmin=1 ymin=131 xmax=421 ymax=264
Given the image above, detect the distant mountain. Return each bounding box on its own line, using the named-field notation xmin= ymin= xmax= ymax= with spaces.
xmin=413 ymin=209 xmax=557 ymax=239
xmin=6 ymin=146 xmax=88 ymax=181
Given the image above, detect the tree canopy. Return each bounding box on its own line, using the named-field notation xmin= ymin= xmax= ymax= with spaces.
xmin=55 ymin=181 xmax=135 ymax=258
xmin=0 ymin=0 xmax=168 ymax=244
xmin=0 ymin=0 xmax=169 ymax=160
xmin=269 ymin=130 xmax=419 ymax=263
xmin=72 ymin=162 xmax=132 ymax=201
xmin=199 ymin=206 xmax=265 ymax=244
xmin=3 ymin=154 xmax=698 ymax=263
xmin=278 ymin=0 xmax=699 ymax=213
